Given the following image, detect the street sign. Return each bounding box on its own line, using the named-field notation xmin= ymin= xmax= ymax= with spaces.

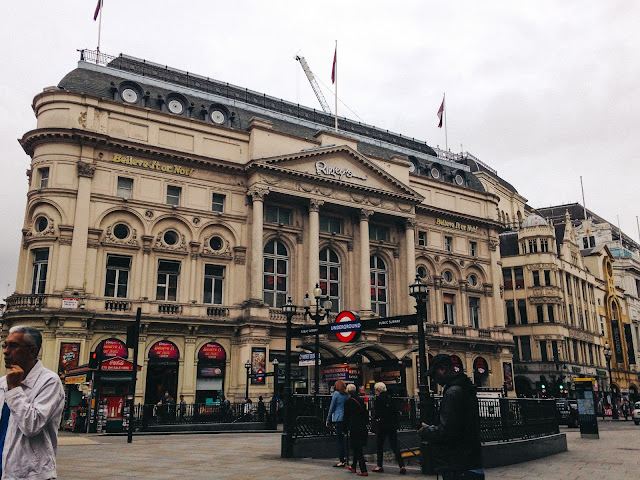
xmin=299 ymin=353 xmax=320 ymax=366
xmin=290 ymin=314 xmax=416 ymax=338
xmin=333 ymin=311 xmax=361 ymax=342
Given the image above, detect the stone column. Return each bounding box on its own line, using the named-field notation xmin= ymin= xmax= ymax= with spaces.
xmin=140 ymin=236 xmax=154 ymax=312
xmin=189 ymin=242 xmax=200 ymax=303
xmin=459 ymin=282 xmax=469 ymax=327
xmin=66 ymin=161 xmax=95 ymax=292
xmin=308 ymin=199 xmax=324 ymax=296
xmin=249 ymin=187 xmax=268 ymax=301
xmin=359 ymin=210 xmax=373 ymax=312
xmin=405 ymin=218 xmax=417 ymax=312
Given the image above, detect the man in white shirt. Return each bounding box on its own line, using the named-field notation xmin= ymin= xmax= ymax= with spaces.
xmin=1 ymin=326 xmax=65 ymax=479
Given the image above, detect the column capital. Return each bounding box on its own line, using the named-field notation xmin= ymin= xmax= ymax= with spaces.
xmin=405 ymin=218 xmax=417 ymax=230
xmin=77 ymin=161 xmax=96 ymax=178
xmin=248 ymin=186 xmax=269 ymax=202
xmin=309 ymin=199 xmax=324 ymax=212
xmin=360 ymin=209 xmax=374 ymax=221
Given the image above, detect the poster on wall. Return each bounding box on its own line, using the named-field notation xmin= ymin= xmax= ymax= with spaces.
xmin=451 ymin=355 xmax=464 ymax=373
xmin=198 ymin=342 xmax=226 ymax=360
xmin=148 ymin=341 xmax=179 ymax=360
xmin=58 ymin=343 xmax=80 ymax=374
xmin=99 ymin=338 xmax=128 ymax=358
xmin=251 ymin=347 xmax=266 ymax=385
xmin=503 ymin=362 xmax=514 ymax=391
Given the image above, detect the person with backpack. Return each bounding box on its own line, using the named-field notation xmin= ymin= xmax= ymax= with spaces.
xmin=372 ymin=382 xmax=406 ymax=474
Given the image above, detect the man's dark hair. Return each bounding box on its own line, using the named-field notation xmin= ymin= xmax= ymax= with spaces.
xmin=9 ymin=325 xmax=42 ymax=355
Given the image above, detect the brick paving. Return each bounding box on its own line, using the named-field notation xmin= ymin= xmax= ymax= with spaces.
xmin=56 ymin=421 xmax=640 ymax=479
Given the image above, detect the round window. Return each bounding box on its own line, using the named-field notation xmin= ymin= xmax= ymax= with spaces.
xmin=455 ymin=174 xmax=464 ymax=185
xmin=168 ymin=99 xmax=184 ymax=114
xmin=443 ymin=270 xmax=453 ymax=282
xmin=417 ymin=266 xmax=428 ymax=279
xmin=430 ymin=167 xmax=441 ymax=179
xmin=163 ymin=230 xmax=179 ymax=246
xmin=113 ymin=223 xmax=130 ymax=240
xmin=35 ymin=216 xmax=48 ymax=233
xmin=468 ymin=274 xmax=478 ymax=287
xmin=209 ymin=236 xmax=223 ymax=251
xmin=210 ymin=110 xmax=226 ymax=124
xmin=121 ymin=87 xmax=139 ymax=104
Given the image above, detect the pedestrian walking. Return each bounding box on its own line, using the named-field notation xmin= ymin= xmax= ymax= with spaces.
xmin=326 ymin=380 xmax=349 ymax=468
xmin=257 ymin=395 xmax=267 ymax=422
xmin=371 ymin=382 xmax=406 ymax=474
xmin=1 ymin=325 xmax=65 ymax=479
xmin=418 ymin=354 xmax=484 ymax=480
xmin=621 ymin=400 xmax=630 ymax=420
xmin=179 ymin=394 xmax=187 ymax=421
xmin=344 ymin=383 xmax=369 ymax=476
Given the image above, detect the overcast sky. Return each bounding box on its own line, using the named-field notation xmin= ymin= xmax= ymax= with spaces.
xmin=1 ymin=1 xmax=639 ymax=298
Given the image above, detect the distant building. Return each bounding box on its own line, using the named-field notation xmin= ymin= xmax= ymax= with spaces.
xmin=3 ymin=51 xmax=513 ymax=429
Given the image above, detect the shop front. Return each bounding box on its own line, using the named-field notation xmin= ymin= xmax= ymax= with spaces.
xmin=195 ymin=342 xmax=226 ymax=405
xmin=144 ymin=340 xmax=180 ymax=405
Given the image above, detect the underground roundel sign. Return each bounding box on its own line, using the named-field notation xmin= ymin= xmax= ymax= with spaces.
xmin=334 ymin=311 xmax=361 ymax=343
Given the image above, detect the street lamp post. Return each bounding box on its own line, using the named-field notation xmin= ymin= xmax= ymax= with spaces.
xmin=281 ymin=296 xmax=297 ymax=458
xmin=272 ymin=358 xmax=280 ymax=397
xmin=409 ymin=274 xmax=430 ymax=424
xmin=303 ymin=284 xmax=332 ymax=401
xmin=603 ymin=343 xmax=618 ymax=420
xmin=245 ymin=360 xmax=252 ymax=400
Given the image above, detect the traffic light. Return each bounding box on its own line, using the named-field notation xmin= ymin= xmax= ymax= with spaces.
xmin=89 ymin=351 xmax=99 ymax=369
xmin=126 ymin=323 xmax=137 ymax=348
xmin=541 ymin=384 xmax=546 ymax=389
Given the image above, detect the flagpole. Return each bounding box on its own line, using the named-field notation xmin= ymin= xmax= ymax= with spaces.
xmin=334 ymin=40 xmax=338 ymax=132
xmin=443 ymin=92 xmax=448 ymax=151
xmin=97 ymin=0 xmax=103 ymax=63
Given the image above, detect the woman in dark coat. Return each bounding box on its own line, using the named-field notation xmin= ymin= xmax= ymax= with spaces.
xmin=344 ymin=383 xmax=368 ymax=476
xmin=372 ymin=382 xmax=406 ymax=474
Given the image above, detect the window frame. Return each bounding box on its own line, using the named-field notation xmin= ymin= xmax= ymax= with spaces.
xmin=369 ymin=224 xmax=391 ymax=242
xmin=370 ymin=255 xmax=388 ymax=316
xmin=31 ymin=248 xmax=49 ymax=294
xmin=443 ymin=293 xmax=455 ymax=325
xmin=319 ymin=247 xmax=341 ymax=312
xmin=265 ymin=205 xmax=292 ymax=226
xmin=104 ymin=254 xmax=132 ymax=298
xmin=468 ymin=297 xmax=480 ymax=329
xmin=418 ymin=231 xmax=427 ymax=247
xmin=263 ymin=239 xmax=289 ymax=307
xmin=444 ymin=236 xmax=452 ymax=252
xmin=166 ymin=185 xmax=182 ymax=206
xmin=39 ymin=167 xmax=50 ymax=189
xmin=469 ymin=241 xmax=477 ymax=257
xmin=117 ymin=176 xmax=134 ymax=200
xmin=211 ymin=193 xmax=225 ymax=213
xmin=203 ymin=264 xmax=225 ymax=305
xmin=156 ymin=259 xmax=181 ymax=301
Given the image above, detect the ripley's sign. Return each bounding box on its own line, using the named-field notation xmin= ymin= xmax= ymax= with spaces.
xmin=111 ymin=153 xmax=195 ymax=177
xmin=436 ymin=218 xmax=478 ymax=233
xmin=315 ymin=161 xmax=367 ymax=181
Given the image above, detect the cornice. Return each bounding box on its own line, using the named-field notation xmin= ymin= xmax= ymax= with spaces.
xmin=416 ymin=204 xmax=503 ymax=229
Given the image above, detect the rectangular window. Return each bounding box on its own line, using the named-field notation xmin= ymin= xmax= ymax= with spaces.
xmin=573 ymin=339 xmax=579 ymax=362
xmin=569 ymin=305 xmax=574 ymax=325
xmin=582 ymin=237 xmax=589 ymax=249
xmin=600 ymin=315 xmax=605 ymax=336
xmin=518 ymin=299 xmax=528 ymax=324
xmin=540 ymin=238 xmax=549 ymax=252
xmin=319 ymin=215 xmax=343 ymax=234
xmin=506 ymin=300 xmax=516 ymax=325
xmin=521 ymin=336 xmax=532 ymax=361
xmin=514 ymin=267 xmax=524 ymax=289
xmin=533 ymin=270 xmax=540 ymax=287
xmin=469 ymin=297 xmax=480 ymax=329
xmin=211 ymin=193 xmax=225 ymax=213
xmin=589 ymin=236 xmax=595 ymax=248
xmin=117 ymin=177 xmax=133 ymax=199
xmin=265 ymin=205 xmax=292 ymax=225
xmin=513 ymin=337 xmax=520 ymax=362
xmin=469 ymin=241 xmax=477 ymax=257
xmin=104 ymin=254 xmax=131 ymax=298
xmin=544 ymin=270 xmax=551 ymax=286
xmin=537 ymin=305 xmax=544 ymax=323
xmin=166 ymin=185 xmax=181 ymax=206
xmin=418 ymin=231 xmax=427 ymax=247
xmin=528 ymin=239 xmax=538 ymax=253
xmin=444 ymin=236 xmax=452 ymax=252
xmin=443 ymin=294 xmax=455 ymax=325
xmin=369 ymin=224 xmax=390 ymax=242
xmin=548 ymin=305 xmax=555 ymax=323
xmin=503 ymin=268 xmax=513 ymax=290
xmin=540 ymin=340 xmax=548 ymax=362
xmin=552 ymin=340 xmax=559 ymax=362
xmin=203 ymin=264 xmax=224 ymax=304
xmin=156 ymin=260 xmax=180 ymax=301
xmin=39 ymin=167 xmax=49 ymax=189
xmin=31 ymin=248 xmax=49 ymax=294
xmin=565 ymin=273 xmax=572 ymax=294
xmin=588 ymin=344 xmax=594 ymax=365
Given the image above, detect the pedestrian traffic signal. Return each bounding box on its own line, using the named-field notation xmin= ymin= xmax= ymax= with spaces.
xmin=541 ymin=384 xmax=546 ymax=389
xmin=559 ymin=384 xmax=564 ymax=390
xmin=89 ymin=351 xmax=99 ymax=369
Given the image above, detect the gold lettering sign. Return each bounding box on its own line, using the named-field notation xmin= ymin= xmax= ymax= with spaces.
xmin=111 ymin=153 xmax=195 ymax=177
xmin=436 ymin=218 xmax=478 ymax=233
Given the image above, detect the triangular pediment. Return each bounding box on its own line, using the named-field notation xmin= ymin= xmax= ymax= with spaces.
xmin=250 ymin=145 xmax=422 ymax=201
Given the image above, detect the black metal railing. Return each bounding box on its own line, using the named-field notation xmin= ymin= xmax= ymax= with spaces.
xmin=288 ymin=394 xmax=558 ymax=443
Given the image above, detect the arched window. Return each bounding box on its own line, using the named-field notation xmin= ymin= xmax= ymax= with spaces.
xmin=263 ymin=239 xmax=289 ymax=307
xmin=319 ymin=247 xmax=340 ymax=312
xmin=370 ymin=256 xmax=388 ymax=316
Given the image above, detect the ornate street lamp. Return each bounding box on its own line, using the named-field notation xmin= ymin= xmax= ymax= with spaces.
xmin=303 ymin=284 xmax=333 ymax=401
xmin=271 ymin=358 xmax=280 ymax=397
xmin=603 ymin=342 xmax=618 ymax=420
xmin=244 ymin=360 xmax=252 ymax=400
xmin=409 ymin=274 xmax=430 ymax=424
xmin=280 ymin=296 xmax=297 ymax=458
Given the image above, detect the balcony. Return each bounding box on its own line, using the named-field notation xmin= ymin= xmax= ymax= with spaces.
xmin=105 ymin=300 xmax=132 ymax=312
xmin=158 ymin=304 xmax=183 ymax=315
xmin=206 ymin=306 xmax=229 ymax=318
xmin=5 ymin=294 xmax=48 ymax=311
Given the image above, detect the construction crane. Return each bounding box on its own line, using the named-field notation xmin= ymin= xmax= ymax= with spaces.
xmin=295 ymin=54 xmax=332 ymax=114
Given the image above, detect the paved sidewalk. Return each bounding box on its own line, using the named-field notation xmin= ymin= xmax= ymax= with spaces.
xmin=56 ymin=421 xmax=640 ymax=479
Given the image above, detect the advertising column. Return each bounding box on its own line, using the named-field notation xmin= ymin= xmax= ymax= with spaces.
xmin=574 ymin=377 xmax=599 ymax=439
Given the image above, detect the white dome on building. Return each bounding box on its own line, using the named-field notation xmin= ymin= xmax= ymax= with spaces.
xmin=521 ymin=213 xmax=547 ymax=228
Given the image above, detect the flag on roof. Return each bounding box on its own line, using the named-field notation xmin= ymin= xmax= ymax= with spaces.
xmin=331 ymin=46 xmax=337 ymax=84
xmin=437 ymin=95 xmax=445 ymax=128
xmin=94 ymin=0 xmax=102 ymax=21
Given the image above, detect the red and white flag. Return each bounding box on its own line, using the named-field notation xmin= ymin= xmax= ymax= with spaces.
xmin=437 ymin=95 xmax=445 ymax=128
xmin=331 ymin=46 xmax=337 ymax=84
xmin=94 ymin=0 xmax=102 ymax=21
